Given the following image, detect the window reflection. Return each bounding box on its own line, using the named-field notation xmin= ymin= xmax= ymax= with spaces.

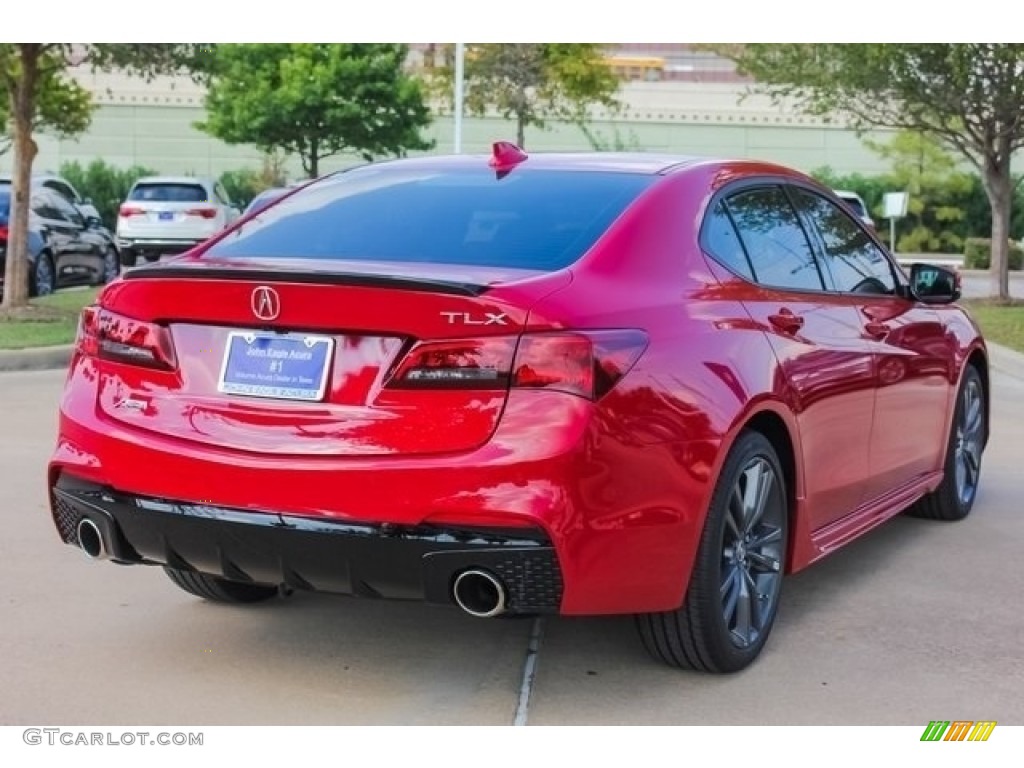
xmin=794 ymin=190 xmax=895 ymax=295
xmin=726 ymin=187 xmax=824 ymax=291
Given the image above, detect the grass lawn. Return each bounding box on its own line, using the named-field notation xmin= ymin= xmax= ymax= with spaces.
xmin=962 ymin=299 xmax=1024 ymax=354
xmin=0 ymin=287 xmax=100 ymax=350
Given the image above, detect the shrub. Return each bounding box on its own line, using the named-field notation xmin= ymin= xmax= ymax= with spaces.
xmin=219 ymin=154 xmax=289 ymax=209
xmin=218 ymin=169 xmax=266 ymax=210
xmin=59 ymin=160 xmax=158 ymax=230
xmin=963 ymin=238 xmax=1024 ymax=270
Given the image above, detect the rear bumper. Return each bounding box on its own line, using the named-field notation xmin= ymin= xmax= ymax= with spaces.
xmin=49 ymin=355 xmax=714 ymax=615
xmin=52 ymin=476 xmax=562 ymax=613
xmin=117 ymin=238 xmax=203 ymax=255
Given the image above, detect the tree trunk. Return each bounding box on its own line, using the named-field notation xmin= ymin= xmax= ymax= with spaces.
xmin=308 ymin=137 xmax=319 ymax=179
xmin=516 ymin=116 xmax=526 ymax=149
xmin=1 ymin=44 xmax=41 ymax=310
xmin=981 ymin=142 xmax=1012 ymax=301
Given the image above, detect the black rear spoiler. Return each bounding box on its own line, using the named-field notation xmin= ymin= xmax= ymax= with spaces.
xmin=122 ymin=265 xmax=490 ymax=297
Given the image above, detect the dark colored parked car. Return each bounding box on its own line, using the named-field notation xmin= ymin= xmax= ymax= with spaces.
xmin=49 ymin=145 xmax=987 ymax=672
xmin=0 ymin=186 xmax=119 ymax=296
xmin=0 ymin=173 xmax=118 ymax=250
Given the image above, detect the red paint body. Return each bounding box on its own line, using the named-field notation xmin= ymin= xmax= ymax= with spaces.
xmin=48 ymin=153 xmax=987 ymax=615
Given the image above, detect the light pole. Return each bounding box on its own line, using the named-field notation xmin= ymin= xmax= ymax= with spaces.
xmin=454 ymin=43 xmax=465 ymax=154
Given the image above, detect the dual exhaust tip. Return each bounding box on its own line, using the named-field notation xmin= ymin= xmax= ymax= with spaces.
xmin=452 ymin=569 xmax=507 ymax=618
xmin=76 ymin=518 xmax=108 ymax=560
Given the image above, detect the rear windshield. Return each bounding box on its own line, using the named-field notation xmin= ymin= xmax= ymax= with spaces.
xmin=0 ymin=189 xmax=9 ymax=221
xmin=129 ymin=183 xmax=208 ymax=203
xmin=207 ymin=168 xmax=654 ymax=270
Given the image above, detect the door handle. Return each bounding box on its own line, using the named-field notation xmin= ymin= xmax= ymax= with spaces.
xmin=768 ymin=309 xmax=804 ymax=334
xmin=864 ymin=321 xmax=891 ymax=340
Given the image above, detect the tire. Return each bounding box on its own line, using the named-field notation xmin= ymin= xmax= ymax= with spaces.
xmin=163 ymin=566 xmax=279 ymax=604
xmin=100 ymin=245 xmax=120 ymax=284
xmin=907 ymin=365 xmax=985 ymax=521
xmin=30 ymin=253 xmax=56 ymax=297
xmin=637 ymin=430 xmax=788 ymax=672
xmin=119 ymin=249 xmax=137 ymax=268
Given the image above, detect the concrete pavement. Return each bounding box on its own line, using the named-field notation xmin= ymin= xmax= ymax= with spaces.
xmin=1 ymin=361 xmax=1023 ymax=725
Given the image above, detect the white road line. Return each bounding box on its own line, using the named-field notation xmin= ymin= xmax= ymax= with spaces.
xmin=513 ymin=617 xmax=545 ymax=726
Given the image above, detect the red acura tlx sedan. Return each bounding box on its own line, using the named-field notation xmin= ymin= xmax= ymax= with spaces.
xmin=48 ymin=143 xmax=988 ymax=672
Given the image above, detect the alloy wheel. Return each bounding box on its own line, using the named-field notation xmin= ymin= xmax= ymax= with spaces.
xmin=954 ymin=377 xmax=984 ymax=506
xmin=720 ymin=457 xmax=785 ymax=649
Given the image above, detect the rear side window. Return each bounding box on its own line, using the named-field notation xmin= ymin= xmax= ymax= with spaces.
xmin=129 ymin=183 xmax=208 ymax=203
xmin=726 ymin=187 xmax=824 ymax=291
xmin=702 ymin=201 xmax=753 ymax=280
xmin=207 ymin=168 xmax=654 ymax=270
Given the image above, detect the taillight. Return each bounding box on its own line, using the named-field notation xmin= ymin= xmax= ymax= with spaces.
xmin=386 ymin=330 xmax=647 ymax=400
xmin=512 ymin=334 xmax=593 ymax=398
xmin=0 ymin=224 xmax=8 ymax=240
xmin=185 ymin=208 xmax=218 ymax=219
xmin=76 ymin=306 xmax=177 ymax=371
xmin=119 ymin=205 xmax=146 ymax=217
xmin=390 ymin=338 xmax=517 ymax=388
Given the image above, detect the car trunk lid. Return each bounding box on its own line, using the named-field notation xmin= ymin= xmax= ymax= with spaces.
xmin=92 ymin=257 xmax=571 ymax=457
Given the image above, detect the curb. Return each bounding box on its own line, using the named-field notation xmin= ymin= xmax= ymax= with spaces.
xmin=0 ymin=344 xmax=73 ymax=372
xmin=986 ymin=341 xmax=1024 ymax=382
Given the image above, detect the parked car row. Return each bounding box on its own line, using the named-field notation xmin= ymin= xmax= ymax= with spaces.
xmin=1 ymin=171 xmax=297 ymax=295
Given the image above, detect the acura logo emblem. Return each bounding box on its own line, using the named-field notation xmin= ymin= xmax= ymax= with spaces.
xmin=251 ymin=286 xmax=281 ymax=321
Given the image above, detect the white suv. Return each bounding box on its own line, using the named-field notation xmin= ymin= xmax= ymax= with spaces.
xmin=116 ymin=176 xmax=240 ymax=266
xmin=833 ymin=189 xmax=876 ymax=232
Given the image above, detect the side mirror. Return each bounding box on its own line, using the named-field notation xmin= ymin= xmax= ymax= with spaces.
xmin=909 ymin=263 xmax=961 ymax=304
xmin=74 ymin=204 xmax=101 ymax=229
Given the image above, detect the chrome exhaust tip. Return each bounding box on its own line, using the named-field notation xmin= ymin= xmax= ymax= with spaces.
xmin=452 ymin=569 xmax=507 ymax=618
xmin=76 ymin=517 xmax=107 ymax=560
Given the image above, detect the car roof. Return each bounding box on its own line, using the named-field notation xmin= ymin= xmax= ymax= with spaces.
xmin=329 ymin=152 xmax=825 ymax=186
xmin=360 ymin=151 xmax=711 ymax=176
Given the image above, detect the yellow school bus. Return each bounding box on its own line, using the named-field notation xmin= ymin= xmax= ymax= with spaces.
xmin=605 ymin=55 xmax=666 ymax=81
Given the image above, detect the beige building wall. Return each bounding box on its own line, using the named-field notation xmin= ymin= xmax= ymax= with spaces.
xmin=3 ymin=69 xmax=896 ymax=179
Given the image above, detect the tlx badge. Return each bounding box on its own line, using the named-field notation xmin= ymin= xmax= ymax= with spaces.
xmin=439 ymin=311 xmax=509 ymax=326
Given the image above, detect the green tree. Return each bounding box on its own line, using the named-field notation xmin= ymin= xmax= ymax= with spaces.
xmin=1 ymin=44 xmax=207 ymax=310
xmin=199 ymin=44 xmax=433 ymax=179
xmin=0 ymin=62 xmax=92 ymax=157
xmin=864 ymin=131 xmax=974 ymax=252
xmin=433 ymin=44 xmax=620 ymax=148
xmin=218 ymin=154 xmax=289 ymax=210
xmin=714 ymin=44 xmax=1024 ymax=299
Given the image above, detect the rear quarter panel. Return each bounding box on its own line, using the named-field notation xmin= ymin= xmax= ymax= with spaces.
xmin=525 ymin=166 xmax=808 ymax=610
